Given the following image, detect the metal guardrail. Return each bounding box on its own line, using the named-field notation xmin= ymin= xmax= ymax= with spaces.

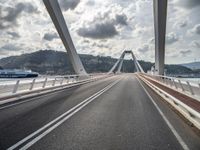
xmin=146 ymin=74 xmax=200 ymax=100
xmin=138 ymin=74 xmax=200 ymax=130
xmin=0 ymin=74 xmax=106 ymax=97
xmin=0 ymin=75 xmax=77 ymax=95
xmin=0 ymin=74 xmax=112 ymax=106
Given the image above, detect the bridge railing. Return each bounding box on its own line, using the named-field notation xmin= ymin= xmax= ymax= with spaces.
xmin=138 ymin=73 xmax=200 ymax=129
xmin=0 ymin=74 xmax=107 ymax=99
xmin=146 ymin=74 xmax=200 ymax=99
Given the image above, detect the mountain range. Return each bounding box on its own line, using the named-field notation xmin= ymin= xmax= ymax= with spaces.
xmin=0 ymin=50 xmax=198 ymax=75
xmin=180 ymin=62 xmax=200 ymax=70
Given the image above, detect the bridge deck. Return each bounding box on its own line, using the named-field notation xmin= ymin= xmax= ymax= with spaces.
xmin=0 ymin=74 xmax=199 ymax=149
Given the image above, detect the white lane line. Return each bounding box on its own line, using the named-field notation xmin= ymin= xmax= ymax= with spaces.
xmin=137 ymin=77 xmax=190 ymax=150
xmin=8 ymin=79 xmax=121 ymax=150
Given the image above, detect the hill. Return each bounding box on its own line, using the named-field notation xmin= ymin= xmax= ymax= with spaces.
xmin=180 ymin=62 xmax=200 ymax=70
xmin=0 ymin=50 xmax=196 ymax=75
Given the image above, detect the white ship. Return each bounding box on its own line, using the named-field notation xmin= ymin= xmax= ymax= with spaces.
xmin=0 ymin=69 xmax=39 ymax=78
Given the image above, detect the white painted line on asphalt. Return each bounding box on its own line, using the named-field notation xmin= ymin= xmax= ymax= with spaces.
xmin=137 ymin=78 xmax=190 ymax=150
xmin=8 ymin=78 xmax=121 ymax=150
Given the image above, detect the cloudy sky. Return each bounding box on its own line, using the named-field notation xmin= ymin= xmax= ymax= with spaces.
xmin=0 ymin=0 xmax=199 ymax=64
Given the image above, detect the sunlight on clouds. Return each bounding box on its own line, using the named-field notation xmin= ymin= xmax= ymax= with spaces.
xmin=0 ymin=0 xmax=199 ymax=63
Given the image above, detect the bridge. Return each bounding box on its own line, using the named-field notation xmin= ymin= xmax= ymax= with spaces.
xmin=0 ymin=0 xmax=200 ymax=150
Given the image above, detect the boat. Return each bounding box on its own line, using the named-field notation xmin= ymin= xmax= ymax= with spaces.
xmin=0 ymin=69 xmax=39 ymax=78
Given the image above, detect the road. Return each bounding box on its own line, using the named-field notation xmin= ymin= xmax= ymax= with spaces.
xmin=0 ymin=74 xmax=200 ymax=150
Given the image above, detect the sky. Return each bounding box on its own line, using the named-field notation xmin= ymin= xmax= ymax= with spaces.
xmin=0 ymin=0 xmax=199 ymax=64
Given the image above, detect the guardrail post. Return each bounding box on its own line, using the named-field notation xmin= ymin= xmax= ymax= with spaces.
xmin=165 ymin=78 xmax=168 ymax=85
xmin=29 ymin=79 xmax=36 ymax=90
xmin=159 ymin=77 xmax=162 ymax=82
xmin=42 ymin=78 xmax=48 ymax=88
xmin=60 ymin=77 xmax=64 ymax=85
xmin=169 ymin=78 xmax=173 ymax=87
xmin=52 ymin=78 xmax=56 ymax=86
xmin=164 ymin=78 xmax=167 ymax=85
xmin=158 ymin=77 xmax=161 ymax=82
xmin=76 ymin=76 xmax=79 ymax=82
xmin=172 ymin=79 xmax=177 ymax=89
xmin=178 ymin=80 xmax=184 ymax=91
xmin=186 ymin=81 xmax=194 ymax=95
xmin=13 ymin=80 xmax=20 ymax=93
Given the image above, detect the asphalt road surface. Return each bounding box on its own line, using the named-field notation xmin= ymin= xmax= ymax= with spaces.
xmin=0 ymin=74 xmax=200 ymax=150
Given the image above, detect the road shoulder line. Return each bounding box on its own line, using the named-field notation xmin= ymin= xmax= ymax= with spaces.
xmin=136 ymin=77 xmax=190 ymax=150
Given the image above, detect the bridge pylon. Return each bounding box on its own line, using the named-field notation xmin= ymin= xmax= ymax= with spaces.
xmin=153 ymin=0 xmax=168 ymax=75
xmin=108 ymin=50 xmax=144 ymax=74
xmin=43 ymin=0 xmax=87 ymax=76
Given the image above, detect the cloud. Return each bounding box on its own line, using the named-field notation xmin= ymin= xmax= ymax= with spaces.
xmin=179 ymin=22 xmax=187 ymax=28
xmin=0 ymin=2 xmax=38 ymax=29
xmin=7 ymin=31 xmax=20 ymax=38
xmin=115 ymin=14 xmax=128 ymax=26
xmin=190 ymin=24 xmax=200 ymax=35
xmin=166 ymin=32 xmax=179 ymax=44
xmin=174 ymin=0 xmax=200 ymax=9
xmin=43 ymin=33 xmax=59 ymax=41
xmin=176 ymin=20 xmax=187 ymax=28
xmin=76 ymin=3 xmax=129 ymax=40
xmin=0 ymin=0 xmax=198 ymax=63
xmin=83 ymin=39 xmax=90 ymax=43
xmin=138 ymin=44 xmax=149 ymax=53
xmin=191 ymin=41 xmax=200 ymax=48
xmin=92 ymin=42 xmax=109 ymax=49
xmin=58 ymin=0 xmax=80 ymax=11
xmin=86 ymin=0 xmax=95 ymax=6
xmin=148 ymin=37 xmax=154 ymax=44
xmin=77 ymin=21 xmax=118 ymax=39
xmin=180 ymin=50 xmax=192 ymax=56
xmin=0 ymin=43 xmax=21 ymax=51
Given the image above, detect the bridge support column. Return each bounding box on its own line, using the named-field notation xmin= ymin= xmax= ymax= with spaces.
xmin=116 ymin=57 xmax=124 ymax=73
xmin=43 ymin=0 xmax=87 ymax=76
xmin=109 ymin=50 xmax=144 ymax=74
xmin=130 ymin=52 xmax=139 ymax=72
xmin=108 ymin=51 xmax=125 ymax=74
xmin=153 ymin=0 xmax=168 ymax=75
xmin=130 ymin=52 xmax=144 ymax=73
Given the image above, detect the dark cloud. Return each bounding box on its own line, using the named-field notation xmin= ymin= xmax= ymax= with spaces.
xmin=0 ymin=50 xmax=9 ymax=56
xmin=0 ymin=43 xmax=21 ymax=51
xmin=0 ymin=2 xmax=38 ymax=29
xmin=191 ymin=24 xmax=200 ymax=34
xmin=77 ymin=8 xmax=129 ymax=39
xmin=149 ymin=37 xmax=155 ymax=44
xmin=58 ymin=0 xmax=80 ymax=11
xmin=115 ymin=14 xmax=128 ymax=26
xmin=180 ymin=50 xmax=192 ymax=56
xmin=175 ymin=0 xmax=200 ymax=9
xmin=77 ymin=21 xmax=118 ymax=39
xmin=92 ymin=42 xmax=109 ymax=49
xmin=191 ymin=41 xmax=200 ymax=48
xmin=166 ymin=32 xmax=179 ymax=44
xmin=178 ymin=21 xmax=187 ymax=28
xmin=43 ymin=33 xmax=59 ymax=41
xmin=83 ymin=39 xmax=90 ymax=43
xmin=138 ymin=45 xmax=149 ymax=53
xmin=86 ymin=0 xmax=95 ymax=6
xmin=7 ymin=31 xmax=20 ymax=38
